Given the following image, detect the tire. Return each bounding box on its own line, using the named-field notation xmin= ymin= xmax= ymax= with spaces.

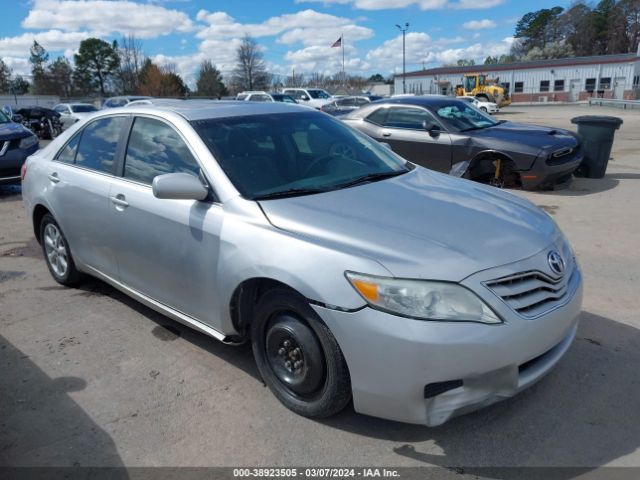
xmin=480 ymin=107 xmax=488 ymax=113
xmin=251 ymin=287 xmax=351 ymax=418
xmin=40 ymin=213 xmax=83 ymax=286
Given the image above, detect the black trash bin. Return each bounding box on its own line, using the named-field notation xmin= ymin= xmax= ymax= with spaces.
xmin=571 ymin=115 xmax=623 ymax=179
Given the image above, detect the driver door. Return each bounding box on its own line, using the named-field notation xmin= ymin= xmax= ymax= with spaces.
xmin=377 ymin=106 xmax=452 ymax=172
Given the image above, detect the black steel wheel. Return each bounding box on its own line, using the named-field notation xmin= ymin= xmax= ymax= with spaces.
xmin=251 ymin=287 xmax=351 ymax=418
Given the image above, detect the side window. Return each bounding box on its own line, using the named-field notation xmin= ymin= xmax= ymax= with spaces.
xmin=56 ymin=132 xmax=82 ymax=164
xmin=365 ymin=108 xmax=388 ymax=126
xmin=124 ymin=117 xmax=200 ymax=185
xmin=75 ymin=116 xmax=126 ymax=174
xmin=384 ymin=107 xmax=430 ymax=130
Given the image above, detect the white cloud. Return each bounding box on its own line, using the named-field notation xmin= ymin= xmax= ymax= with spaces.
xmin=22 ymin=0 xmax=194 ymax=39
xmin=463 ymin=19 xmax=497 ymax=30
xmin=365 ymin=31 xmax=512 ymax=74
xmin=0 ymin=30 xmax=90 ymax=57
xmin=0 ymin=56 xmax=31 ymax=76
xmin=190 ymin=9 xmax=374 ymax=80
xmin=295 ymin=0 xmax=503 ymax=10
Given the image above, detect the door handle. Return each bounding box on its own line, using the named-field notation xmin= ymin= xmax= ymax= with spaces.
xmin=381 ymin=131 xmax=391 ymax=137
xmin=110 ymin=195 xmax=129 ymax=208
xmin=48 ymin=172 xmax=60 ymax=183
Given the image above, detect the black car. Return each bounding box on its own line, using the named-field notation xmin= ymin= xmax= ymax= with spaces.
xmin=0 ymin=108 xmax=39 ymax=185
xmin=342 ymin=96 xmax=582 ymax=190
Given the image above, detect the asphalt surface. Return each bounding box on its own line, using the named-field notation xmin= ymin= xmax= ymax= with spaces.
xmin=1 ymin=105 xmax=639 ymax=474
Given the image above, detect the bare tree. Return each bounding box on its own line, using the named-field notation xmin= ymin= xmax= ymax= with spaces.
xmin=118 ymin=35 xmax=145 ymax=95
xmin=231 ymin=35 xmax=271 ymax=93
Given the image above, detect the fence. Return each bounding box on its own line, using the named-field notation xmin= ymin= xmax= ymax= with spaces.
xmin=0 ymin=95 xmax=60 ymax=108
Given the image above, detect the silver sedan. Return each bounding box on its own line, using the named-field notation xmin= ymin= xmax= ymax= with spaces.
xmin=22 ymin=100 xmax=582 ymax=426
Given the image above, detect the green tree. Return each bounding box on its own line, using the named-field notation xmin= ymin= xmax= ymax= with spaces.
xmin=0 ymin=59 xmax=11 ymax=93
xmin=74 ymin=38 xmax=120 ymax=96
xmin=29 ymin=40 xmax=49 ymax=94
xmin=12 ymin=76 xmax=30 ymax=95
xmin=195 ymin=60 xmax=227 ymax=98
xmin=48 ymin=56 xmax=73 ymax=97
xmin=514 ymin=7 xmax=565 ymax=52
xmin=456 ymin=59 xmax=475 ymax=66
xmin=368 ymin=73 xmax=385 ymax=82
xmin=231 ymin=35 xmax=271 ymax=93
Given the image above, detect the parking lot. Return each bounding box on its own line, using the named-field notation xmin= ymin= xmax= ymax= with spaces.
xmin=1 ymin=105 xmax=639 ymax=472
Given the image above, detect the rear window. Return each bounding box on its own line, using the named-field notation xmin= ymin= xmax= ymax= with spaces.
xmin=75 ymin=117 xmax=126 ymax=174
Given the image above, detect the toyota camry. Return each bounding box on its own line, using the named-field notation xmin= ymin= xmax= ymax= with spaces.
xmin=22 ymin=100 xmax=582 ymax=426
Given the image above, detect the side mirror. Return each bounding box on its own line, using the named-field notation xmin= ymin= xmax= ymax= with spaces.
xmin=300 ymin=95 xmax=309 ymax=101
xmin=422 ymin=120 xmax=441 ymax=136
xmin=152 ymin=172 xmax=209 ymax=201
xmin=11 ymin=114 xmax=23 ymax=123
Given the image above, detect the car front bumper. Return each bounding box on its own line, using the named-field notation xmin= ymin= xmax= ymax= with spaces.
xmin=520 ymin=151 xmax=583 ymax=190
xmin=314 ymin=254 xmax=583 ymax=426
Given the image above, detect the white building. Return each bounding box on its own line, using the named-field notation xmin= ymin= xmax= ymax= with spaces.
xmin=394 ymin=51 xmax=640 ymax=102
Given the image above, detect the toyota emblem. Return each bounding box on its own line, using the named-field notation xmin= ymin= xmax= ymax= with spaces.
xmin=548 ymin=251 xmax=565 ymax=276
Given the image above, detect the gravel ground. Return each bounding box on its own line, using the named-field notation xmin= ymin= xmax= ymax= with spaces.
xmin=1 ymin=105 xmax=639 ymax=474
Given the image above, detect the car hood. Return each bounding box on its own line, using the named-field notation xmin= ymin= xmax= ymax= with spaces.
xmin=470 ymin=122 xmax=579 ymax=152
xmin=259 ymin=168 xmax=559 ymax=282
xmin=0 ymin=122 xmax=31 ymax=141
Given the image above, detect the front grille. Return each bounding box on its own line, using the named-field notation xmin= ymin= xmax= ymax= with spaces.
xmin=485 ymin=262 xmax=576 ymax=318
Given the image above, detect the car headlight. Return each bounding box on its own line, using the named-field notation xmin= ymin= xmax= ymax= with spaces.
xmin=19 ymin=135 xmax=38 ymax=149
xmin=345 ymin=272 xmax=501 ymax=324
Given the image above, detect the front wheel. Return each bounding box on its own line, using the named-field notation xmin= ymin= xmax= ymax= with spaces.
xmin=251 ymin=288 xmax=351 ymax=418
xmin=480 ymin=107 xmax=488 ymax=113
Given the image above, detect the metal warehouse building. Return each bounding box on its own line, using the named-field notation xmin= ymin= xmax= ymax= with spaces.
xmin=395 ymin=50 xmax=640 ymax=102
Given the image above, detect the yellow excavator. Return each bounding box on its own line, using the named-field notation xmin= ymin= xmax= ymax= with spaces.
xmin=455 ymin=74 xmax=511 ymax=108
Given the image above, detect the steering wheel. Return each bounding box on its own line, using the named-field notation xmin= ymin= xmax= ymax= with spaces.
xmin=302 ymin=143 xmax=358 ymax=177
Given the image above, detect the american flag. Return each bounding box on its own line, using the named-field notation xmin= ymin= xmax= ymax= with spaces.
xmin=331 ymin=36 xmax=342 ymax=48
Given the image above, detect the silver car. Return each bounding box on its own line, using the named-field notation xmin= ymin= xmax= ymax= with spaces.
xmin=22 ymin=101 xmax=582 ymax=426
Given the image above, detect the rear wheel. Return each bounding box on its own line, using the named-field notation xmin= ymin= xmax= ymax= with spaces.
xmin=40 ymin=214 xmax=82 ymax=286
xmin=251 ymin=287 xmax=351 ymax=418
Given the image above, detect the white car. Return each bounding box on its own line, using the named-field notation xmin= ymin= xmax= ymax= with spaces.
xmin=281 ymin=88 xmax=333 ymax=109
xmin=52 ymin=103 xmax=98 ymax=130
xmin=457 ymin=96 xmax=499 ymax=114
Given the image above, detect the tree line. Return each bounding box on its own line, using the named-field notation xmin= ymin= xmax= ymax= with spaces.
xmin=0 ymin=33 xmax=390 ymax=99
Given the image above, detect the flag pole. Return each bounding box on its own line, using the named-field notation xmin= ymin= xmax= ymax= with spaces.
xmin=342 ymin=33 xmax=345 ymax=85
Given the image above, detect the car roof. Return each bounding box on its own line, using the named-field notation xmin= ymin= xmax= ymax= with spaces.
xmin=114 ymin=99 xmax=313 ymax=121
xmin=373 ymin=95 xmax=464 ymax=108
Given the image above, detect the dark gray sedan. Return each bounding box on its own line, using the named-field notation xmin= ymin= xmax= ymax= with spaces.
xmin=342 ymin=96 xmax=583 ymax=190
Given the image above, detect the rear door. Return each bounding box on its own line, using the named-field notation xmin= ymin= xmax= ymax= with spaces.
xmin=376 ymin=106 xmax=452 ymax=172
xmin=109 ymin=115 xmax=224 ymax=326
xmin=44 ymin=115 xmax=128 ymax=277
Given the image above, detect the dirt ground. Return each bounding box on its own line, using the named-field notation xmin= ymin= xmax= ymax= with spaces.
xmin=1 ymin=105 xmax=639 ymax=474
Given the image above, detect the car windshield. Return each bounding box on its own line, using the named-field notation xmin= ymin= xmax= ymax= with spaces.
xmin=431 ymin=103 xmax=498 ymax=131
xmin=274 ymin=95 xmax=296 ymax=104
xmin=0 ymin=110 xmax=9 ymax=123
xmin=191 ymin=112 xmax=410 ymax=200
xmin=307 ymin=89 xmax=331 ymax=99
xmin=71 ymin=105 xmax=97 ymax=113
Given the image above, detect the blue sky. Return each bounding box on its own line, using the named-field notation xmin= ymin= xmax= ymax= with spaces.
xmin=1 ymin=0 xmax=569 ymax=86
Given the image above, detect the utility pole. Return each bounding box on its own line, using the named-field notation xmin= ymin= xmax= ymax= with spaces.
xmin=396 ymin=22 xmax=409 ymax=94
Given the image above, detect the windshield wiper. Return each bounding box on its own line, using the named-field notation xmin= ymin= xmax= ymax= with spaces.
xmin=334 ymin=170 xmax=406 ymax=189
xmin=253 ymin=187 xmax=329 ymax=200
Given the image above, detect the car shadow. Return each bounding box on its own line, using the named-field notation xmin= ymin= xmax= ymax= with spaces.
xmin=0 ymin=335 xmax=128 ymax=474
xmin=531 ymin=175 xmax=620 ymax=196
xmin=317 ymin=311 xmax=640 ymax=474
xmin=74 ymin=278 xmax=262 ymax=383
